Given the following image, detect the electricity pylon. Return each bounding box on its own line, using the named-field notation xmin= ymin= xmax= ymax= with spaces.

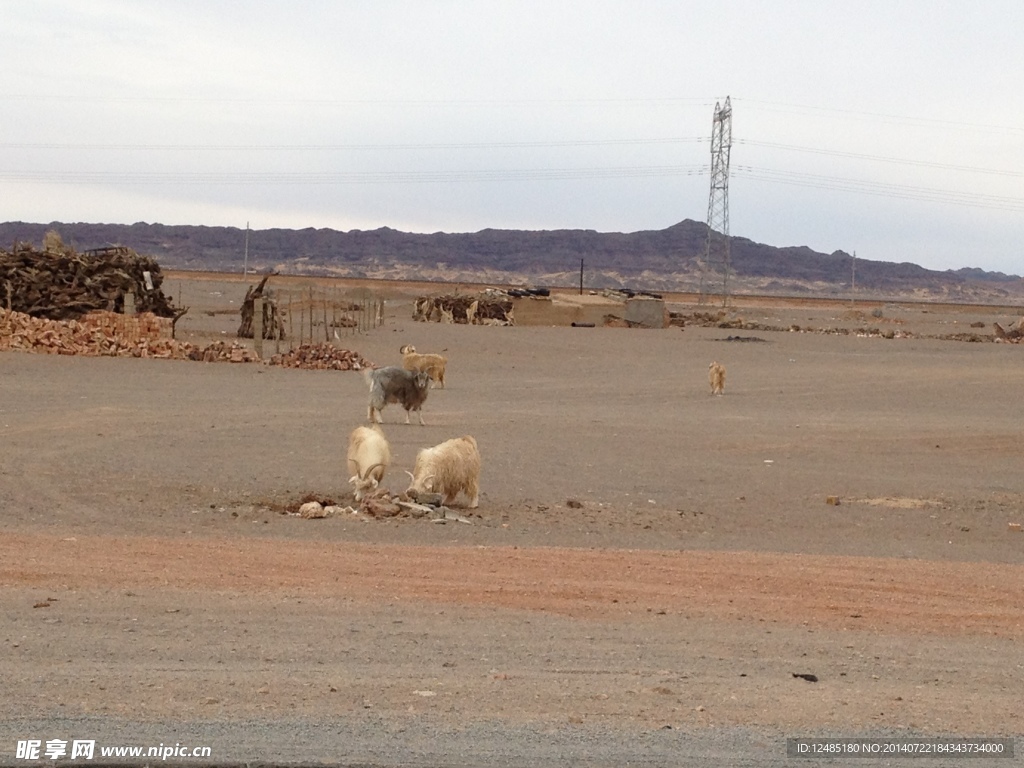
xmin=699 ymin=96 xmax=733 ymax=305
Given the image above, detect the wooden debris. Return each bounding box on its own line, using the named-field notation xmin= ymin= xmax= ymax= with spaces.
xmin=237 ymin=272 xmax=285 ymax=340
xmin=993 ymin=318 xmax=1024 ymax=342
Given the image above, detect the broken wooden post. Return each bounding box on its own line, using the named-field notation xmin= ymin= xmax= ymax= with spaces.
xmin=253 ymin=297 xmax=264 ymax=359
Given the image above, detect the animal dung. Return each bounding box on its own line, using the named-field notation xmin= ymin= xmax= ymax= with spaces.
xmin=826 ymin=496 xmax=842 ymax=506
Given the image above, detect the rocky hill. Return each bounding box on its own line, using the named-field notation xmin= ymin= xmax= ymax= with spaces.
xmin=2 ymin=219 xmax=1021 ymax=301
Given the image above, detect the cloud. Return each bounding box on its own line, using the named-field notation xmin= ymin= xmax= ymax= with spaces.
xmin=1 ymin=1 xmax=1022 ymax=273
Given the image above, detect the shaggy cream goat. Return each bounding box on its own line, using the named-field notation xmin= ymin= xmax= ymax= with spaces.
xmin=405 ymin=435 xmax=480 ymax=508
xmin=346 ymin=424 xmax=391 ymax=501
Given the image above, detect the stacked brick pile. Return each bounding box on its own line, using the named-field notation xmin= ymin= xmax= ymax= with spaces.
xmin=268 ymin=343 xmax=372 ymax=370
xmin=80 ymin=311 xmax=173 ymax=341
xmin=0 ymin=309 xmax=256 ymax=362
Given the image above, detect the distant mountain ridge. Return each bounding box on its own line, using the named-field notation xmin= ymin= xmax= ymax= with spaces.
xmin=2 ymin=219 xmax=1020 ymax=301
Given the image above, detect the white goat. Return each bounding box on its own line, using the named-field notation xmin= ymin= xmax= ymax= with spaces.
xmin=399 ymin=344 xmax=447 ymax=389
xmin=405 ymin=435 xmax=480 ymax=508
xmin=346 ymin=425 xmax=391 ymax=501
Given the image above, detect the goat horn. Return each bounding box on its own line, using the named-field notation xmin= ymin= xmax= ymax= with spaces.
xmin=359 ymin=463 xmax=384 ymax=481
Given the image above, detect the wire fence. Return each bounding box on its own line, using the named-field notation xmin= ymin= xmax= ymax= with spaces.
xmin=252 ymin=286 xmax=384 ymax=358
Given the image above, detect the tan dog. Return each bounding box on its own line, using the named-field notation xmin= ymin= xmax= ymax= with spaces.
xmin=709 ymin=361 xmax=726 ymax=396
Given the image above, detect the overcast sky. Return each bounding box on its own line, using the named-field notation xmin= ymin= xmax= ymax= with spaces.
xmin=2 ymin=1 xmax=1022 ymax=274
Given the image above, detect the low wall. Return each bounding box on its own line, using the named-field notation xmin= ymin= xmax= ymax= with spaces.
xmin=512 ymin=294 xmax=626 ymax=327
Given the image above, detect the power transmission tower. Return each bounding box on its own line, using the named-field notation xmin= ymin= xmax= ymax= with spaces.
xmin=699 ymin=96 xmax=733 ymax=305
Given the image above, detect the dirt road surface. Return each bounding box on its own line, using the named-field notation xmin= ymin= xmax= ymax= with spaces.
xmin=1 ymin=283 xmax=1022 ymax=766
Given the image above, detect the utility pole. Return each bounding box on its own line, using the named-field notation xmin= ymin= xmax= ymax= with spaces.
xmin=699 ymin=97 xmax=733 ymax=306
xmin=851 ymin=250 xmax=856 ymax=308
xmin=243 ymin=221 xmax=250 ymax=275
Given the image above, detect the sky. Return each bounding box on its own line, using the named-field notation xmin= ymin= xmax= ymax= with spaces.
xmin=2 ymin=1 xmax=1022 ymax=275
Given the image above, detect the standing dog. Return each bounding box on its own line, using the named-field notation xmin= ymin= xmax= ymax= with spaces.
xmin=363 ymin=366 xmax=431 ymax=425
xmin=709 ymin=361 xmax=726 ymax=396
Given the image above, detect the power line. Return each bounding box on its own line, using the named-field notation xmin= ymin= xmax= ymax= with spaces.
xmin=732 ymin=97 xmax=1024 ymax=136
xmin=0 ymin=93 xmax=717 ymax=107
xmin=736 ymin=139 xmax=1024 ymax=179
xmin=0 ymin=164 xmax=709 ymax=185
xmin=0 ymin=137 xmax=708 ymax=152
xmin=732 ymin=165 xmax=1024 ymax=212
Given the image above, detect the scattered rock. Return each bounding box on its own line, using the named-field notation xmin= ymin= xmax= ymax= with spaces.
xmin=407 ymin=491 xmax=443 ymax=507
xmin=298 ymin=501 xmax=327 ymax=519
xmin=792 ymin=673 xmax=819 ymax=683
xmin=443 ymin=509 xmax=473 ymax=524
xmin=362 ymin=498 xmax=402 ymax=518
xmin=396 ymin=501 xmax=434 ymax=518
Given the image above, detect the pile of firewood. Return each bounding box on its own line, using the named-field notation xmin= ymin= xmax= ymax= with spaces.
xmin=267 ymin=343 xmax=373 ymax=370
xmin=413 ymin=291 xmax=514 ymax=325
xmin=0 ymin=309 xmax=256 ymax=362
xmin=1 ymin=239 xmax=179 ymax=319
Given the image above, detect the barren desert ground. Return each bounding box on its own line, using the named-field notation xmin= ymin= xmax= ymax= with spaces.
xmin=2 ymin=274 xmax=1022 ymax=766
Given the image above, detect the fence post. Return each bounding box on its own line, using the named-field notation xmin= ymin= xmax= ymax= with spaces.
xmin=253 ymin=297 xmax=264 ymax=359
xmin=287 ymin=291 xmax=294 ymax=351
